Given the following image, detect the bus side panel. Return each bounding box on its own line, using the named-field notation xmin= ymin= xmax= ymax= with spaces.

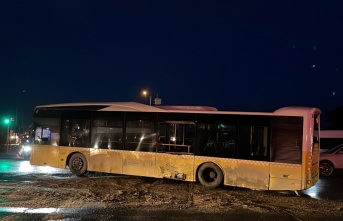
xmin=30 ymin=145 xmax=65 ymax=168
xmin=88 ymin=149 xmax=123 ymax=174
xmin=155 ymin=154 xmax=194 ymax=181
xmin=121 ymin=151 xmax=156 ymax=177
xmin=269 ymin=163 xmax=302 ymax=190
xmin=225 ymin=160 xmax=269 ymax=190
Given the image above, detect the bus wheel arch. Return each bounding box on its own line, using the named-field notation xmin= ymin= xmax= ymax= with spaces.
xmin=319 ymin=160 xmax=334 ymax=177
xmin=197 ymin=162 xmax=224 ymax=188
xmin=68 ymin=152 xmax=88 ymax=177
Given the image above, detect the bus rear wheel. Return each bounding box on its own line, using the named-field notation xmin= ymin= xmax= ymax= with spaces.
xmin=69 ymin=153 xmax=87 ymax=176
xmin=197 ymin=162 xmax=223 ymax=188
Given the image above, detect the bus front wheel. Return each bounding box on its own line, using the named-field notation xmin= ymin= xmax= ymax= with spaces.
xmin=69 ymin=153 xmax=87 ymax=176
xmin=197 ymin=162 xmax=223 ymax=188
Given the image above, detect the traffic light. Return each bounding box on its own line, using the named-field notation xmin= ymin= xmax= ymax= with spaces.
xmin=3 ymin=117 xmax=12 ymax=126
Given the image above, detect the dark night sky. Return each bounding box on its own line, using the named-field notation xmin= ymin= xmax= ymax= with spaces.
xmin=0 ymin=1 xmax=342 ymax=130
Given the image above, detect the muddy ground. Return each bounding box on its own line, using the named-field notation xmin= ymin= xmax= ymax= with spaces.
xmin=1 ymin=173 xmax=343 ymax=220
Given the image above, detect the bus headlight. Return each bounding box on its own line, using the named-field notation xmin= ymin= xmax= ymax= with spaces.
xmin=23 ymin=145 xmax=32 ymax=152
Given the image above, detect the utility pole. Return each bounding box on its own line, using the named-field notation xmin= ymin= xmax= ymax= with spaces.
xmin=5 ymin=119 xmax=10 ymax=153
xmin=16 ymin=90 xmax=26 ymax=134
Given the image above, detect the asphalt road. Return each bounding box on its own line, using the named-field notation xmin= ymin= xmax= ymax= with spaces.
xmin=302 ymin=171 xmax=343 ymax=200
xmin=1 ymin=158 xmax=343 ymax=220
xmin=1 ymin=157 xmax=343 ymax=201
xmin=0 ymin=158 xmax=293 ymax=221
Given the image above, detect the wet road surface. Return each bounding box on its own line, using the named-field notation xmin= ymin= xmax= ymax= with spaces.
xmin=1 ymin=159 xmax=343 ymax=220
xmin=0 ymin=206 xmax=304 ymax=221
xmin=302 ymin=171 xmax=343 ymax=200
xmin=1 ymin=159 xmax=342 ymax=201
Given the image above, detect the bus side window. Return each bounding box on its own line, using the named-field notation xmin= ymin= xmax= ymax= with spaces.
xmin=272 ymin=116 xmax=303 ymax=164
xmin=157 ymin=122 xmax=195 ymax=153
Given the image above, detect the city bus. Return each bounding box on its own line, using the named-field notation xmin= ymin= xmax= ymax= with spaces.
xmin=29 ymin=102 xmax=321 ymax=191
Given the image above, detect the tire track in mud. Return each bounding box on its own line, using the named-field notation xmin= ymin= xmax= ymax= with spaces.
xmin=2 ymin=174 xmax=343 ymax=219
xmin=187 ymin=182 xmax=195 ymax=207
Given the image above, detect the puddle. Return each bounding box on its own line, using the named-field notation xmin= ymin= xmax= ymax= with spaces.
xmin=0 ymin=198 xmax=8 ymax=203
xmin=0 ymin=189 xmax=10 ymax=193
xmin=21 ymin=180 xmax=37 ymax=184
xmin=0 ymin=207 xmax=77 ymax=214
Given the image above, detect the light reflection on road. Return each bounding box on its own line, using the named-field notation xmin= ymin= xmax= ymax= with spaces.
xmin=0 ymin=207 xmax=65 ymax=214
xmin=0 ymin=159 xmax=70 ymax=175
xmin=302 ymin=173 xmax=343 ymax=200
xmin=301 ymin=178 xmax=324 ymax=199
xmin=18 ymin=160 xmax=63 ymax=174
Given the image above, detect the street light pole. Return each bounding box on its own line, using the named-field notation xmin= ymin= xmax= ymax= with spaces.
xmin=4 ymin=119 xmax=10 ymax=153
xmin=15 ymin=90 xmax=26 ymax=134
xmin=7 ymin=124 xmax=9 ymax=153
xmin=142 ymin=90 xmax=152 ymax=105
xmin=141 ymin=89 xmax=161 ymax=105
xmin=15 ymin=97 xmax=18 ymax=134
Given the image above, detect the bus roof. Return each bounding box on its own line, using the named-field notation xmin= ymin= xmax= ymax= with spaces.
xmin=35 ymin=102 xmax=320 ymax=117
xmin=35 ymin=102 xmax=218 ymax=112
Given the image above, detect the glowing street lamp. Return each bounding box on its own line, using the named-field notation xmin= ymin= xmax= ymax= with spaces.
xmin=141 ymin=90 xmax=152 ymax=105
xmin=141 ymin=90 xmax=161 ymax=105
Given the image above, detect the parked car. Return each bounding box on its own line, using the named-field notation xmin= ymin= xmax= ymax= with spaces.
xmin=319 ymin=144 xmax=343 ymax=176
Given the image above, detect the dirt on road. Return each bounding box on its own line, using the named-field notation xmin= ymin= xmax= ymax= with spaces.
xmin=1 ymin=173 xmax=343 ymax=220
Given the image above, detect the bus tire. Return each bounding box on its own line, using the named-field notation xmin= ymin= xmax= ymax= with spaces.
xmin=197 ymin=162 xmax=223 ymax=188
xmin=69 ymin=153 xmax=87 ymax=176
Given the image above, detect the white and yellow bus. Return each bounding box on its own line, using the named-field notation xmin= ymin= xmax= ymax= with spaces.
xmin=30 ymin=102 xmax=320 ymax=191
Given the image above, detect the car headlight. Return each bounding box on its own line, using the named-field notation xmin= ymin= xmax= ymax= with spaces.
xmin=23 ymin=145 xmax=32 ymax=152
